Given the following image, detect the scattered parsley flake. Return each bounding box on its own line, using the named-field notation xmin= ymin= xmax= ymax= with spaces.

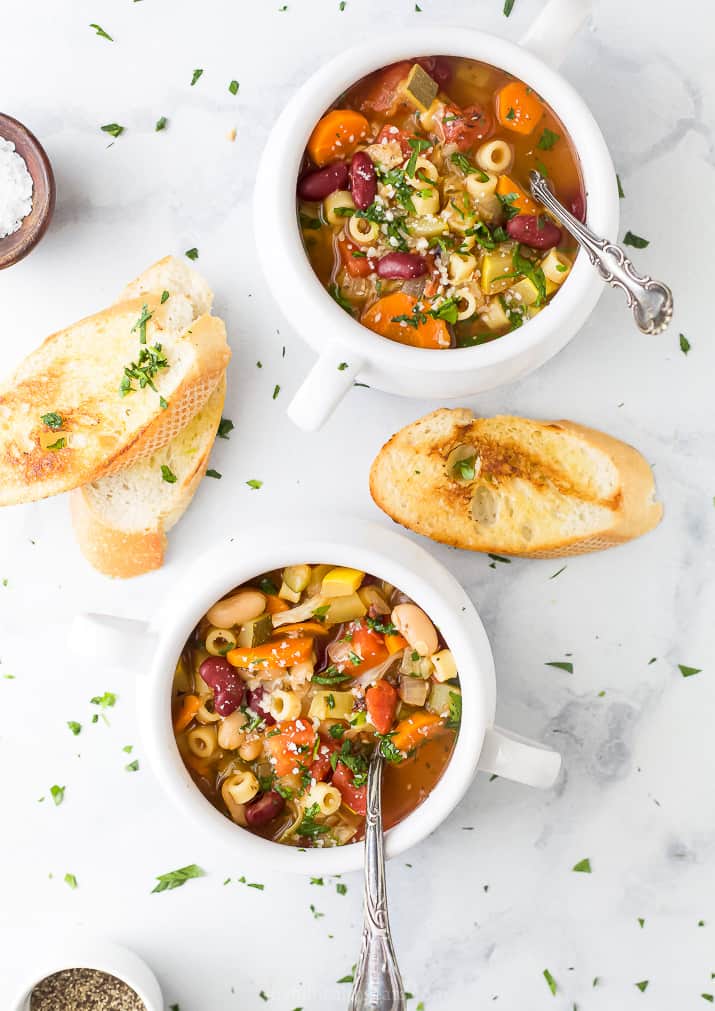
xmin=572 ymin=858 xmax=591 ymax=873
xmin=272 ymin=384 xmax=280 ymax=400
xmin=617 ymin=174 xmax=625 ymax=198
xmin=546 ymin=661 xmax=574 ymax=673
xmin=550 ymin=565 xmax=566 ymax=579
xmin=50 ymin=784 xmax=65 ymax=806
xmin=503 ymin=0 xmax=515 ymax=14
xmin=246 ymin=479 xmax=263 ymax=490
xmin=217 ymin=417 xmax=234 ymax=439
xmin=310 ymin=877 xmax=324 ymax=886
xmin=90 ymin=691 xmax=117 ymax=708
xmin=46 ymin=437 xmax=66 ymax=451
xmin=190 ymin=69 xmax=204 ymax=86
xmin=338 ymin=362 xmax=349 ymax=370
xmin=543 ymin=969 xmax=557 ymax=995
xmin=336 ymin=882 xmax=347 ymax=895
xmin=89 ymin=23 xmax=113 ymax=40
xmin=537 ymin=128 xmax=560 ymax=150
xmin=125 ymin=759 xmax=140 ymax=772
xmin=160 ymin=290 xmax=170 ymax=304
xmin=679 ymin=664 xmax=702 ymax=678
xmin=679 ymin=333 xmax=691 ymax=355
xmin=152 ymin=864 xmax=205 ymax=893
xmin=206 ymin=469 xmax=222 ymax=479
xmin=185 ymin=247 xmax=199 ymax=260
xmin=635 ymin=981 xmax=649 ymax=992
xmin=64 ymin=873 xmax=78 ymax=889
xmin=624 ymin=230 xmax=649 ymax=249
xmin=638 ymin=917 xmax=645 ymax=927
xmin=259 ymin=992 xmax=269 ymax=1002
xmin=101 ymin=123 xmax=124 ymax=138
xmin=161 ymin=464 xmax=177 ymax=484
xmin=155 ymin=116 xmax=168 ymax=132
xmin=229 ymin=80 xmax=239 ymax=95
xmin=41 ymin=412 xmax=63 ymax=430
xmin=487 ymin=553 xmax=511 ymax=564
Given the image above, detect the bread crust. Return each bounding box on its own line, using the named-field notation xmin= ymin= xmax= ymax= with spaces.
xmin=370 ymin=408 xmax=662 ymax=557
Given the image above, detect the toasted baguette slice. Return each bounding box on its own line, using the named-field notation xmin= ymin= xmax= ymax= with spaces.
xmin=370 ymin=408 xmax=662 ymax=557
xmin=70 ymin=376 xmax=226 ymax=578
xmin=0 ymin=293 xmax=230 ymax=505
xmin=120 ymin=255 xmax=213 ymax=317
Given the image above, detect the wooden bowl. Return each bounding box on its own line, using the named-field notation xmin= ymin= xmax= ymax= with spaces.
xmin=0 ymin=113 xmax=55 ymax=270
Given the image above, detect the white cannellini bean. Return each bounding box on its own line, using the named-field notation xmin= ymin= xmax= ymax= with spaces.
xmin=206 ymin=590 xmax=266 ymax=628
xmin=217 ymin=709 xmax=248 ymax=750
xmin=391 ymin=603 xmax=439 ymax=657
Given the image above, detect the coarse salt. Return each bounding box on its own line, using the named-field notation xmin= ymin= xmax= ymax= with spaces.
xmin=0 ymin=136 xmax=33 ymax=240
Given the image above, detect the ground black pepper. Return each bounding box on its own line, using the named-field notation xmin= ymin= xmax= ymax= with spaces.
xmin=30 ymin=968 xmax=147 ymax=1010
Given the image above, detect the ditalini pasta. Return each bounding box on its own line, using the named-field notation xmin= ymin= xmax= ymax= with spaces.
xmin=297 ymin=56 xmax=582 ymax=348
xmin=171 ymin=565 xmax=462 ymax=847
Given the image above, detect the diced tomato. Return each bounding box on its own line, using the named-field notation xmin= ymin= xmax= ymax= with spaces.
xmin=366 ymin=680 xmax=398 ymax=735
xmin=440 ymin=103 xmax=492 ymax=151
xmin=357 ymin=61 xmax=412 ymax=115
xmin=376 ymin=124 xmax=413 ymax=159
xmin=265 ymin=720 xmax=316 ymax=777
xmin=332 ymin=762 xmax=367 ymax=815
xmin=338 ymin=235 xmax=374 ymax=277
xmin=340 ymin=620 xmax=389 ymax=673
xmin=309 ymin=735 xmax=340 ymax=782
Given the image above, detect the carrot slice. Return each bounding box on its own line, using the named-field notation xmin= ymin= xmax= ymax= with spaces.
xmin=227 ymin=637 xmax=314 ymax=669
xmin=265 ymin=595 xmax=291 ymax=615
xmin=392 ymin=711 xmax=444 ymax=752
xmin=496 ymin=174 xmax=538 ymax=216
xmin=384 ymin=633 xmax=408 ymax=655
xmin=173 ymin=694 xmax=201 ymax=733
xmin=307 ymin=109 xmax=370 ymax=167
xmin=496 ymin=81 xmax=544 ymax=135
xmin=361 ymin=293 xmax=451 ymax=350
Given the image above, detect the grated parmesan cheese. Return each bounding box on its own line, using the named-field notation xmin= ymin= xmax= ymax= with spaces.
xmin=0 ymin=136 xmax=33 ymax=239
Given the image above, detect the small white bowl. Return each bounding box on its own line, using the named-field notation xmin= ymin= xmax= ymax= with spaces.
xmin=69 ymin=517 xmax=561 ymax=876
xmin=9 ymin=933 xmax=162 ymax=1011
xmin=254 ymin=8 xmax=619 ymax=429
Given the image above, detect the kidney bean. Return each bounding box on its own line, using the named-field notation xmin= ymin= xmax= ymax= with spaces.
xmin=376 ymin=252 xmax=428 ymax=279
xmin=349 ymin=151 xmax=377 ymax=210
xmin=246 ymin=686 xmax=275 ymax=726
xmin=245 ymin=790 xmax=285 ymax=828
xmin=198 ymin=656 xmax=245 ymax=716
xmin=297 ymin=161 xmax=349 ymax=201
xmin=506 ymin=214 xmax=562 ymax=250
xmin=570 ymin=192 xmax=586 ymax=223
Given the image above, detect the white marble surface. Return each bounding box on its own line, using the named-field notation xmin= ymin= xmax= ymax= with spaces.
xmin=0 ymin=0 xmax=713 ymax=1007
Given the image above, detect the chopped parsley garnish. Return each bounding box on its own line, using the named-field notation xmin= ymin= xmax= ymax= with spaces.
xmin=337 ymin=882 xmax=347 ymax=895
xmin=101 ymin=123 xmax=124 ymax=138
xmin=64 ymin=873 xmax=78 ymax=889
xmin=67 ymin=721 xmax=82 ymax=736
xmin=217 ymin=417 xmax=234 ymax=439
xmin=488 ymin=552 xmax=511 ymax=564
xmin=89 ymin=23 xmax=113 ymax=40
xmin=405 ymin=137 xmax=432 ymax=177
xmin=297 ymin=803 xmax=330 ymax=838
xmin=446 ymin=691 xmax=462 ymax=729
xmin=503 ymin=0 xmax=515 ymax=16
xmin=348 ymin=650 xmax=362 ymax=666
xmin=623 ymin=230 xmax=649 ymax=249
xmin=329 ymin=723 xmax=346 ymax=740
xmin=46 ymin=437 xmax=66 ymax=451
xmin=246 ymin=479 xmax=263 ymax=490
xmin=537 ymin=128 xmax=560 ymax=150
xmin=312 ymin=665 xmax=348 ymax=686
xmin=450 ymin=151 xmax=489 ymax=182
xmin=90 ymin=691 xmax=117 ymax=708
xmin=229 ymin=80 xmax=240 ymax=95
xmin=378 ymin=734 xmax=404 ymax=764
xmin=272 ymin=384 xmax=280 ymax=400
xmin=550 ymin=566 xmax=566 ymax=579
xmin=497 ymin=191 xmax=520 ymax=221
xmin=160 ymin=290 xmax=170 ymax=303
xmin=679 ymin=333 xmax=691 ymax=355
xmin=131 ymin=304 xmax=153 ymax=345
xmin=329 ymin=282 xmax=353 ymax=314
xmin=545 ymin=661 xmax=574 ymax=673
xmin=331 ymin=740 xmax=369 ymax=785
xmin=50 ymin=784 xmax=65 ymax=806
xmin=190 ymin=69 xmax=204 ymax=86
xmin=635 ymin=981 xmax=649 ymax=992
xmin=337 ymin=970 xmax=355 ymax=984
xmin=338 ymin=362 xmax=349 ymax=371
xmin=572 ymin=858 xmax=592 ymax=873
xmin=125 ymin=759 xmax=140 ymax=772
xmin=617 ymin=174 xmax=625 ymax=198
xmin=119 ymin=343 xmax=168 ymax=398
xmin=310 ymin=903 xmax=324 ymax=919
xmin=260 ymin=578 xmax=278 ymax=595
xmin=206 ymin=469 xmax=221 ymax=479
xmin=155 ymin=116 xmax=168 ymax=132
xmin=185 ymin=247 xmax=199 ymax=260
xmin=151 ymin=864 xmax=205 ymax=893
xmin=41 ymin=412 xmax=63 ymax=430
xmin=543 ymin=969 xmax=557 ymax=995
xmin=513 ymin=244 xmax=547 ymax=304
xmin=505 ymin=107 xmax=516 ymax=121
xmin=259 ymin=992 xmax=269 ymax=1002
xmin=679 ymin=664 xmax=701 ymax=678
xmin=366 ymin=616 xmax=398 ymax=635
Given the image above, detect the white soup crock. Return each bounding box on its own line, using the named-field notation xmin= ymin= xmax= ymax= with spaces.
xmin=253 ymin=0 xmax=619 ymax=430
xmin=69 ymin=518 xmax=560 ymax=876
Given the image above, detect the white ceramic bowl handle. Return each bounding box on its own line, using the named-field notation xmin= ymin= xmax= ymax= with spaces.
xmin=520 ymin=0 xmax=591 ymax=68
xmin=68 ymin=613 xmax=156 ymax=673
xmin=478 ymin=725 xmax=561 ymax=789
xmin=287 ymin=346 xmax=365 ymax=431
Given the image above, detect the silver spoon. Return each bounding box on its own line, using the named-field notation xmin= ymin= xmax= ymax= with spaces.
xmin=528 ymin=170 xmax=673 ymax=335
xmin=348 ymin=749 xmax=406 ymax=1011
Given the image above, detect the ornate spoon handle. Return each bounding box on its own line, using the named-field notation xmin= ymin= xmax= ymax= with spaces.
xmin=529 ymin=170 xmax=673 ymax=335
xmin=348 ymin=750 xmax=406 ymax=1011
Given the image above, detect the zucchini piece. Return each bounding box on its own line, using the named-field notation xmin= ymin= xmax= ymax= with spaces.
xmin=427 ymin=682 xmax=461 ymax=717
xmin=283 ymin=564 xmax=311 ymax=594
xmin=237 ymin=613 xmax=273 ymax=648
xmin=403 ymin=63 xmax=439 ymax=112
